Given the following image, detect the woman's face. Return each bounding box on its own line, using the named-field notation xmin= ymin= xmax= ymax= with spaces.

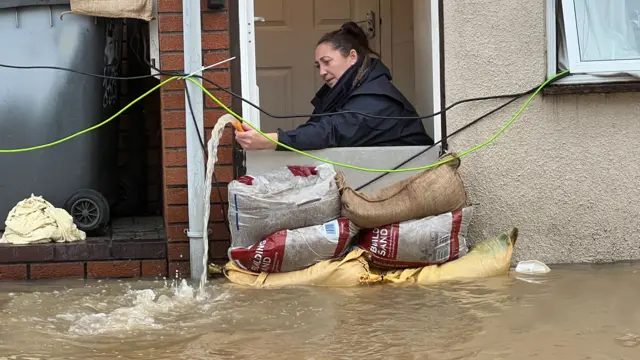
xmin=314 ymin=43 xmax=357 ymax=87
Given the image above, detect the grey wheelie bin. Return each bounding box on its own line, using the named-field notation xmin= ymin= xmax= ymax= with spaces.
xmin=0 ymin=1 xmax=122 ymax=233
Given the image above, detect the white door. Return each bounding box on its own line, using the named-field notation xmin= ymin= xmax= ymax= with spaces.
xmin=254 ymin=0 xmax=382 ymax=133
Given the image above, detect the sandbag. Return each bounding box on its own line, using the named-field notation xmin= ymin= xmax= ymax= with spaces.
xmin=223 ymin=228 xmax=518 ymax=289
xmin=379 ymin=227 xmax=518 ymax=285
xmin=228 ymin=164 xmax=341 ymax=248
xmin=228 ymin=218 xmax=359 ymax=273
xmin=337 ymin=153 xmax=468 ymax=229
xmin=357 ymin=207 xmax=473 ymax=268
xmin=69 ymin=0 xmax=153 ymax=21
xmin=223 ymin=249 xmax=383 ymax=288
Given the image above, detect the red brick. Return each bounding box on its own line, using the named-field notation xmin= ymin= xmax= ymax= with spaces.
xmin=164 ymin=148 xmax=187 ymax=167
xmin=165 ymin=167 xmax=187 ymax=186
xmin=203 ymin=52 xmax=231 ymax=68
xmin=158 ymin=0 xmax=181 ymax=13
xmin=162 ymin=111 xmax=186 ymax=129
xmin=160 ymin=53 xmax=184 ymax=71
xmin=159 ymin=14 xmax=183 ymax=33
xmin=30 ymin=263 xmax=84 ymax=280
xmin=202 ymin=32 xmax=229 ymax=51
xmin=168 ymin=243 xmax=190 ymax=260
xmin=204 ymin=109 xmax=231 ymax=127
xmin=165 ymin=185 xmax=228 ymax=205
xmin=166 ymin=224 xmax=188 ymax=241
xmin=87 ymin=261 xmax=141 ymax=279
xmin=163 ymin=109 xmax=235 ymax=129
xmin=163 ymin=129 xmax=186 ymax=147
xmin=142 ymin=260 xmax=168 ymax=278
xmin=162 ymin=78 xmax=187 ymax=91
xmin=209 ymin=223 xmax=231 ymax=240
xmin=202 ymin=12 xmax=229 ymax=31
xmin=209 ymin=240 xmax=230 ymax=259
xmin=166 ymin=222 xmax=229 ymax=242
xmin=168 ymin=261 xmax=190 ymax=279
xmin=164 ymin=147 xmax=232 ymax=167
xmin=203 ymin=71 xmax=231 ymax=89
xmin=162 ymin=71 xmax=229 ymax=92
xmin=165 ymin=187 xmax=188 ymax=204
xmin=204 ymin=90 xmax=232 ymax=109
xmin=166 ymin=205 xmax=188 ymax=222
xmin=166 ymin=204 xmax=228 ymax=223
xmin=0 ymin=264 xmax=27 ymax=280
xmin=161 ymin=92 xmax=185 ymax=110
xmin=215 ymin=166 xmax=234 ymax=182
xmin=160 ymin=33 xmax=183 ymax=52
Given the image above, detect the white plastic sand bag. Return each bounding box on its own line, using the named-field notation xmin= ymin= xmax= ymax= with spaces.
xmin=228 ymin=218 xmax=359 ymax=273
xmin=227 ymin=164 xmax=341 ymax=248
xmin=357 ymin=207 xmax=474 ymax=268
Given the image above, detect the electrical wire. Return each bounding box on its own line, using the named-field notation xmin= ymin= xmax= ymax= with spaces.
xmin=128 ymin=26 xmax=231 ymax=233
xmin=0 ymin=61 xmax=537 ymax=122
xmin=354 ymin=92 xmax=530 ymax=191
xmin=187 ymin=69 xmax=569 ymax=173
xmin=0 ymin=65 xmax=570 ymax=172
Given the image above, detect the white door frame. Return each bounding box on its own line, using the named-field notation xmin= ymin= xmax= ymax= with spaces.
xmin=238 ymin=0 xmax=442 ymax=145
xmin=238 ymin=0 xmax=261 ymax=129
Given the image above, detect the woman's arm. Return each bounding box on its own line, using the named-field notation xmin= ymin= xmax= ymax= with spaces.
xmin=276 ymin=116 xmax=350 ymax=151
xmin=234 ymin=123 xmax=279 ymax=150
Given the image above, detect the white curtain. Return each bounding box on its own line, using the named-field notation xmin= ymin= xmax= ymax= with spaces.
xmin=558 ymin=0 xmax=640 ymax=72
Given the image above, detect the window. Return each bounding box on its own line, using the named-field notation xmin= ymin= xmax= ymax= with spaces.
xmin=548 ymin=0 xmax=640 ymax=84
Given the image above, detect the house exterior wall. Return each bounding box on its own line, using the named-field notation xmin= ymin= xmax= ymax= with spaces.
xmin=158 ymin=0 xmax=235 ymax=278
xmin=442 ymin=1 xmax=640 ymax=264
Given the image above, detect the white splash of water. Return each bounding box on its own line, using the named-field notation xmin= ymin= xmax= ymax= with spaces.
xmin=64 ymin=279 xmax=209 ymax=336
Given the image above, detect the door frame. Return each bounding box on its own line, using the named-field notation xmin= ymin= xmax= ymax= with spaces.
xmin=236 ymin=0 xmax=443 ymax=144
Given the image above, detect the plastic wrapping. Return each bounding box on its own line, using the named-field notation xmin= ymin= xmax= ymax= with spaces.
xmin=357 ymin=207 xmax=473 ymax=268
xmin=227 ymin=164 xmax=341 ymax=248
xmin=228 ymin=218 xmax=359 ymax=273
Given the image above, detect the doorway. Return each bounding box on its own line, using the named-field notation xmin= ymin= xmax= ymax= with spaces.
xmin=238 ymin=0 xmax=442 ymax=191
xmin=251 ymin=0 xmax=439 ymax=142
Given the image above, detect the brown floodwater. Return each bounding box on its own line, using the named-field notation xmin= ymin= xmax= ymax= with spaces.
xmin=1 ymin=262 xmax=640 ymax=359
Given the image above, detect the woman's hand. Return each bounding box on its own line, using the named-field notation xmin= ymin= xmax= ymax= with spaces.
xmin=235 ymin=122 xmax=278 ymax=150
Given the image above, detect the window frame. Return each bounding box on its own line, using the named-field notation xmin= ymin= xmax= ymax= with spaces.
xmin=547 ymin=0 xmax=640 ymax=85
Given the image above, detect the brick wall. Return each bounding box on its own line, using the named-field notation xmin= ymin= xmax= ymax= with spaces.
xmin=158 ymin=0 xmax=236 ymax=278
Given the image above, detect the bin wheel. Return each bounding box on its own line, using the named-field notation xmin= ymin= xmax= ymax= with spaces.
xmin=64 ymin=189 xmax=111 ymax=233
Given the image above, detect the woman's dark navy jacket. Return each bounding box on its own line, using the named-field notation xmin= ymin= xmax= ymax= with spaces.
xmin=275 ymin=58 xmax=433 ymax=151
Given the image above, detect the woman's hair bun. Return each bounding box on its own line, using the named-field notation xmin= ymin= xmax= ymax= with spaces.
xmin=340 ymin=21 xmax=365 ymax=37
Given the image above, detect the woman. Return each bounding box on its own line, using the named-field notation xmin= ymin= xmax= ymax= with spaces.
xmin=235 ymin=21 xmax=433 ymax=151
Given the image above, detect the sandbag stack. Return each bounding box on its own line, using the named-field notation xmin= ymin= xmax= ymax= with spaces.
xmin=226 ymin=164 xmax=360 ymax=273
xmin=224 ymin=153 xmax=476 ymax=282
xmin=338 ymin=152 xmax=473 ymax=269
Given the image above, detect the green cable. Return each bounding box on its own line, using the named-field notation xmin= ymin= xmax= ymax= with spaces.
xmin=0 ymin=70 xmax=569 ymax=173
xmin=0 ymin=76 xmax=180 ymax=153
xmin=188 ymin=69 xmax=569 ymax=173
